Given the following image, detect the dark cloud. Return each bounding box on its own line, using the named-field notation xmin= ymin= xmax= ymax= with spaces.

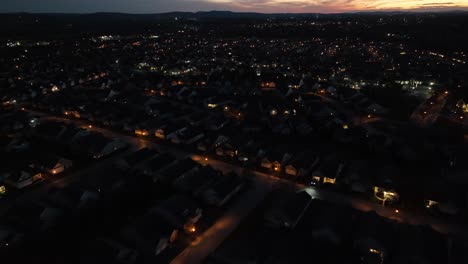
xmin=0 ymin=0 xmax=225 ymax=13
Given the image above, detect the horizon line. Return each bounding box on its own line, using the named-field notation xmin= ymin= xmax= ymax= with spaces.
xmin=1 ymin=9 xmax=468 ymax=15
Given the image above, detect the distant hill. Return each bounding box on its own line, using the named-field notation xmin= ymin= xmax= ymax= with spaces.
xmin=0 ymin=10 xmax=467 ymax=41
xmin=3 ymin=10 xmax=467 ymax=19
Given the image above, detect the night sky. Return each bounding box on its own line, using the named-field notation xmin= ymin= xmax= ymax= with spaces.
xmin=1 ymin=0 xmax=467 ymax=13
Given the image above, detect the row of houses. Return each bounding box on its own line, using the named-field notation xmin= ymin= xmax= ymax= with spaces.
xmin=34 ymin=121 xmax=127 ymax=159
xmin=0 ymin=136 xmax=73 ymax=190
xmin=211 ymin=189 xmax=461 ymax=264
xmin=1 ymin=144 xmax=248 ymax=262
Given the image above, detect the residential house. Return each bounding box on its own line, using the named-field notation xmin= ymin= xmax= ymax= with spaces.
xmin=184 ymin=111 xmax=207 ymax=126
xmin=3 ymin=168 xmax=44 ymax=189
xmin=155 ymin=123 xmax=186 ymax=140
xmin=353 ymin=211 xmax=397 ymax=264
xmin=237 ymin=141 xmax=261 ymax=163
xmin=137 ymin=153 xmax=176 ymax=178
xmin=4 ymin=137 xmax=30 ymax=153
xmin=373 ymin=166 xmax=401 ymax=206
xmin=6 ymin=201 xmax=65 ymax=232
xmin=80 ymin=238 xmax=139 ymax=264
xmin=0 ymin=184 xmax=6 ymax=197
xmin=392 ymin=226 xmax=449 ymax=264
xmin=423 ymin=185 xmax=463 ymax=216
xmin=202 ymin=172 xmax=245 ymax=207
xmin=58 ymin=126 xmax=90 ymax=145
xmin=310 ymin=156 xmax=346 ymax=185
xmin=205 ymin=96 xmax=233 ymax=110
xmin=242 ymin=115 xmax=264 ymax=133
xmin=284 ymin=152 xmax=319 ymax=178
xmin=72 ymin=132 xmax=127 ymax=159
xmin=134 ymin=119 xmax=164 ymax=137
xmin=295 ymin=120 xmax=314 ymax=135
xmin=151 ymin=195 xmax=203 ymax=233
xmin=0 ymin=111 xmax=30 ymax=133
xmin=0 ymin=225 xmax=24 ymax=250
xmin=115 ymin=148 xmax=159 ymax=171
xmin=197 ymin=137 xmax=214 ymax=153
xmin=156 ymin=158 xmax=199 ymax=183
xmin=173 ymin=165 xmax=219 ymax=195
xmin=34 ymin=122 xmax=67 ymax=141
xmin=46 ymin=185 xmax=100 ymax=213
xmin=30 ymin=154 xmax=73 ymax=175
xmin=120 ymin=213 xmax=178 ymax=257
xmin=344 ymin=160 xmax=373 ymax=194
xmin=264 ymin=189 xmax=314 ymax=229
xmin=170 ymin=126 xmax=204 ymax=145
xmin=79 ymin=167 xmax=127 ymax=196
xmin=260 ymin=150 xmax=292 ymax=172
xmin=215 ymin=136 xmax=250 ymax=158
xmin=309 ymin=200 xmax=356 ymax=246
xmin=206 ymin=114 xmax=230 ymax=131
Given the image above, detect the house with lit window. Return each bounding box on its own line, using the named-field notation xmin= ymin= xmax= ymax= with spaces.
xmin=151 ymin=195 xmax=203 ymax=233
xmin=260 ymin=150 xmax=292 ymax=172
xmin=353 ymin=211 xmax=396 ymax=264
xmin=30 ymin=154 xmax=73 ymax=175
xmin=373 ymin=186 xmax=400 ymax=206
xmin=373 ymin=166 xmax=401 ymax=205
xmin=154 ymin=123 xmax=186 ymax=140
xmin=423 ymin=185 xmax=463 ymax=216
xmin=204 ymin=96 xmax=233 ymax=110
xmin=0 ymin=184 xmax=6 ymax=197
xmin=215 ymin=136 xmax=250 ymax=159
xmin=3 ymin=168 xmax=44 ymax=189
xmin=310 ymin=156 xmax=346 ymax=186
xmin=284 ymin=152 xmax=319 ymax=178
xmin=134 ymin=119 xmax=164 ymax=137
xmin=215 ymin=141 xmax=238 ymax=158
xmin=237 ymin=141 xmax=261 ymax=163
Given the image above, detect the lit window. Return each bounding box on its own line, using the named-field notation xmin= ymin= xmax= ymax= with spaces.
xmin=0 ymin=185 xmax=6 ymax=195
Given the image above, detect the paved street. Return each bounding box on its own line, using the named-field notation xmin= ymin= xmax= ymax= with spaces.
xmin=8 ymin=109 xmax=468 ymax=264
xmin=171 ymin=178 xmax=272 ymax=264
xmin=410 ymin=91 xmax=449 ymax=126
xmin=29 ymin=110 xmax=468 ymax=237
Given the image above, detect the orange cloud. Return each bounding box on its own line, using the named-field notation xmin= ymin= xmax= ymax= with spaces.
xmin=201 ymin=0 xmax=468 ymax=12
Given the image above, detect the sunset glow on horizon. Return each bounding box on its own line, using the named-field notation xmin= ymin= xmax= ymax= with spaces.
xmin=204 ymin=0 xmax=468 ymax=13
xmin=1 ymin=0 xmax=467 ymax=13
